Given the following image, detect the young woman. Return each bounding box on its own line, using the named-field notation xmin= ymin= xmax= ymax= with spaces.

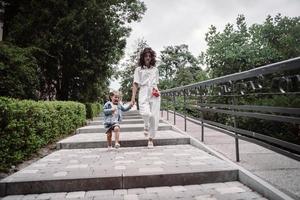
xmin=131 ymin=47 xmax=161 ymax=148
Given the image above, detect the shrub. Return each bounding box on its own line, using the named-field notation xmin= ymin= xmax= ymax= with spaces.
xmin=0 ymin=97 xmax=86 ymax=172
xmin=85 ymin=102 xmax=102 ymax=119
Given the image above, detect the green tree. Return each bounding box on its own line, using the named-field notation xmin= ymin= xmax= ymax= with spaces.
xmin=205 ymin=14 xmax=300 ymax=77
xmin=1 ymin=0 xmax=146 ymax=101
xmin=0 ymin=43 xmax=40 ymax=99
xmin=119 ymin=38 xmax=148 ymax=101
xmin=158 ymin=44 xmax=207 ymax=89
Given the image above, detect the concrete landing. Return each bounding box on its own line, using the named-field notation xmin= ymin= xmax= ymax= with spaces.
xmin=0 ymin=145 xmax=238 ymax=196
xmin=57 ymin=130 xmax=190 ymax=149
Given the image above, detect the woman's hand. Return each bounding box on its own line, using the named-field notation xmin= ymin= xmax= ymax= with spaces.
xmin=152 ymin=87 xmax=160 ymax=97
xmin=130 ymin=99 xmax=135 ymax=106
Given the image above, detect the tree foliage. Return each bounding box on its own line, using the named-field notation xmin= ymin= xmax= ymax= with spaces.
xmin=1 ymin=0 xmax=146 ymax=101
xmin=205 ymin=14 xmax=300 ymax=77
xmin=0 ymin=43 xmax=41 ymax=99
xmin=158 ymin=44 xmax=207 ymax=90
xmin=119 ymin=38 xmax=148 ymax=101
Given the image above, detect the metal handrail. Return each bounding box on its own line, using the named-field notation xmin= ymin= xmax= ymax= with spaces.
xmin=163 ymin=56 xmax=300 ymax=92
xmin=161 ymin=57 xmax=300 ymax=162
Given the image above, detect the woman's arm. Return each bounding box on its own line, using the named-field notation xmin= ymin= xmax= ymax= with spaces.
xmin=131 ymin=67 xmax=140 ymax=105
xmin=131 ymin=82 xmax=138 ymax=105
xmin=153 ymin=68 xmax=160 ymax=94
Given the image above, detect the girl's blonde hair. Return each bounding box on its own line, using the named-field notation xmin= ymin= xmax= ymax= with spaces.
xmin=109 ymin=90 xmax=121 ymax=101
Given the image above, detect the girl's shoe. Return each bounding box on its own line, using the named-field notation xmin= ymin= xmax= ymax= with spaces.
xmin=115 ymin=143 xmax=120 ymax=149
xmin=147 ymin=140 xmax=154 ymax=148
xmin=107 ymin=146 xmax=113 ymax=151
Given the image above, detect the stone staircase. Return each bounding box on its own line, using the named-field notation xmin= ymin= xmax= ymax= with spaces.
xmin=0 ymin=110 xmax=271 ymax=200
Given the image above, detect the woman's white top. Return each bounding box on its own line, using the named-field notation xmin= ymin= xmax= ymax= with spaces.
xmin=133 ymin=66 xmax=159 ymax=87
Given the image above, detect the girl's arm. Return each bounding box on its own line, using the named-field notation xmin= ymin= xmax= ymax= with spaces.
xmin=120 ymin=103 xmax=131 ymax=112
xmin=103 ymin=108 xmax=112 ymax=116
xmin=103 ymin=103 xmax=115 ymax=115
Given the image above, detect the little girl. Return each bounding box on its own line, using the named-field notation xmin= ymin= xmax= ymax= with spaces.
xmin=103 ymin=90 xmax=133 ymax=149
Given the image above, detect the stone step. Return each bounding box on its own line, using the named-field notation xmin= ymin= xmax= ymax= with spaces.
xmin=57 ymin=130 xmax=190 ymax=149
xmin=0 ymin=145 xmax=238 ymax=196
xmin=77 ymin=123 xmax=172 ymax=134
xmin=1 ymin=181 xmax=267 ymax=200
xmin=88 ymin=119 xmax=164 ymax=125
xmin=94 ymin=115 xmax=142 ymax=120
xmin=120 ymin=110 xmax=140 ymax=116
xmin=99 ymin=109 xmax=139 ymax=114
xmin=98 ymin=110 xmax=140 ymax=117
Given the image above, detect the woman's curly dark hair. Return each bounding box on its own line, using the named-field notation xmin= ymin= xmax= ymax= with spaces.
xmin=138 ymin=47 xmax=156 ymax=67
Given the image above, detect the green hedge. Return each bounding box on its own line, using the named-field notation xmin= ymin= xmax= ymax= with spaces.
xmin=0 ymin=97 xmax=86 ymax=172
xmin=85 ymin=102 xmax=102 ymax=119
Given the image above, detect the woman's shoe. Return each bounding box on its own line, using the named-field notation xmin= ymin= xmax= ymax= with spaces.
xmin=147 ymin=140 xmax=154 ymax=148
xmin=115 ymin=143 xmax=120 ymax=149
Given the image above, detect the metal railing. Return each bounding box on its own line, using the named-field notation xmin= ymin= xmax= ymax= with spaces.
xmin=161 ymin=57 xmax=300 ymax=162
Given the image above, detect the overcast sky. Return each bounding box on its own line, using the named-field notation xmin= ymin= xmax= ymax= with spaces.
xmin=110 ymin=0 xmax=300 ymax=90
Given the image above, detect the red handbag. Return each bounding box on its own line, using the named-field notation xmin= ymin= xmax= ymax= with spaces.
xmin=152 ymin=88 xmax=160 ymax=97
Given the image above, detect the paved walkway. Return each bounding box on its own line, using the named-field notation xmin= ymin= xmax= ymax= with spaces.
xmin=161 ymin=111 xmax=300 ymax=199
xmin=0 ymin=110 xmax=283 ymax=200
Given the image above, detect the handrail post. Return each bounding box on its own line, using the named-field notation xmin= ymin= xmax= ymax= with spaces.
xmin=161 ymin=98 xmax=163 ymax=118
xmin=173 ymin=92 xmax=176 ymax=125
xmin=184 ymin=89 xmax=187 ymax=131
xmin=201 ymin=121 xmax=204 ymax=142
xmin=199 ymin=88 xmax=204 ymax=142
xmin=234 ymin=117 xmax=240 ymax=162
xmin=167 ymin=94 xmax=169 ymax=120
xmin=232 ymin=87 xmax=240 ymax=162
